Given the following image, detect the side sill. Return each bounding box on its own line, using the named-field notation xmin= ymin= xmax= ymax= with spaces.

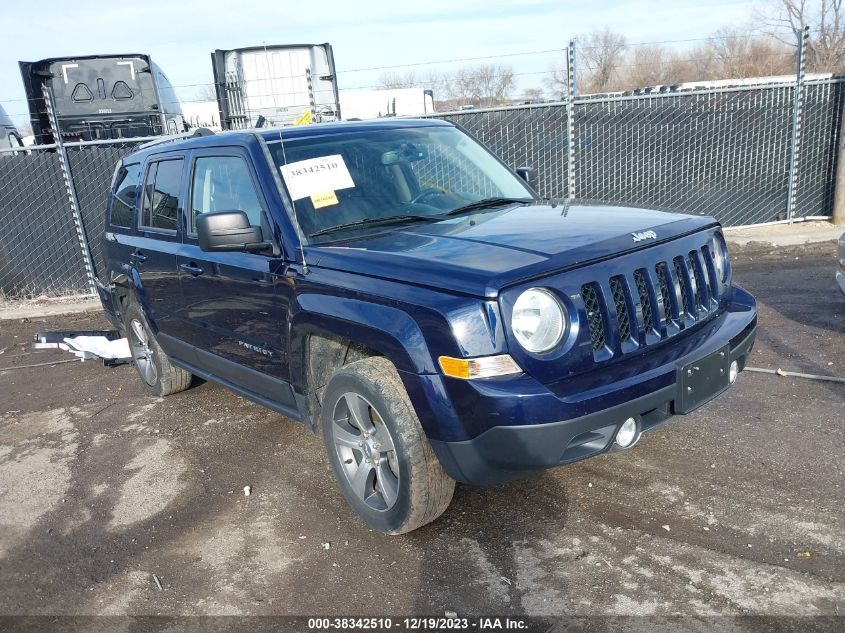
xmin=169 ymin=356 xmax=305 ymax=424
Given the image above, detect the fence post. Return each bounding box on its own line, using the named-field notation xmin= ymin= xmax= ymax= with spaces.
xmin=831 ymin=110 xmax=845 ymax=225
xmin=42 ymin=84 xmax=97 ymax=295
xmin=786 ymin=26 xmax=809 ymax=224
xmin=566 ymin=38 xmax=577 ymax=202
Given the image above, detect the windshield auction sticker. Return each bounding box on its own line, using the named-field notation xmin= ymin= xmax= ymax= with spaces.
xmin=280 ymin=155 xmax=355 ymax=201
xmin=310 ymin=191 xmax=339 ymax=209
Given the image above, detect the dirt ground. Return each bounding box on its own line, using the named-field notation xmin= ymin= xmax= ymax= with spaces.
xmin=0 ymin=242 xmax=842 ymax=627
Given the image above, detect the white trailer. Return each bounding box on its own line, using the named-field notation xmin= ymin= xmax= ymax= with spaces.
xmin=339 ymin=88 xmax=435 ymax=120
xmin=211 ymin=44 xmax=340 ymax=129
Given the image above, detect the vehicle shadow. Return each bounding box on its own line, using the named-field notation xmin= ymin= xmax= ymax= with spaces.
xmin=732 ymin=242 xmax=844 ymax=334
xmin=732 ymin=243 xmax=844 ymax=398
xmin=408 ymin=469 xmax=571 ymax=615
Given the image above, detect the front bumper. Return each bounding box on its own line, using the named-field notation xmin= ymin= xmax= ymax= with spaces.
xmin=412 ymin=287 xmax=757 ymax=485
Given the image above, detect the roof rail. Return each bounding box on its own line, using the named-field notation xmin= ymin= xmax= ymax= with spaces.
xmin=137 ymin=127 xmax=215 ymax=150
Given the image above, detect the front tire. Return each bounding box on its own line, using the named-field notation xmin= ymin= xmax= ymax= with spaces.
xmin=124 ymin=304 xmax=192 ymax=397
xmin=321 ymin=357 xmax=455 ymax=534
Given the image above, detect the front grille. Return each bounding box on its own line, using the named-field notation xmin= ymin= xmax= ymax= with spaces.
xmin=688 ymin=251 xmax=708 ymax=309
xmin=655 ymin=263 xmax=672 ymax=324
xmin=609 ymin=276 xmax=632 ymax=341
xmin=633 ymin=269 xmax=655 ymax=331
xmin=581 ymin=283 xmax=606 ymax=351
xmin=580 ymin=244 xmax=719 ymax=360
xmin=673 ymin=257 xmax=691 ymax=316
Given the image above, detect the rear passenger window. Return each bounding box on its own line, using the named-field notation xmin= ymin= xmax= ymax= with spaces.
xmin=140 ymin=159 xmax=183 ymax=232
xmin=110 ymin=163 xmax=141 ymax=228
xmin=190 ymin=156 xmax=263 ymax=233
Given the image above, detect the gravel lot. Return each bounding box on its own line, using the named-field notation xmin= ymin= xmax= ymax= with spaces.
xmin=0 ymin=242 xmax=842 ymax=626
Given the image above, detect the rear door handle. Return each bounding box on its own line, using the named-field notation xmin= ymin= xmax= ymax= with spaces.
xmin=129 ymin=251 xmax=147 ymax=263
xmin=179 ymin=262 xmax=204 ymax=276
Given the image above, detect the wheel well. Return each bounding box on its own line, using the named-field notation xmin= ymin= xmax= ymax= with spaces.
xmin=305 ymin=333 xmax=381 ymax=431
xmin=112 ymin=286 xmax=133 ymax=329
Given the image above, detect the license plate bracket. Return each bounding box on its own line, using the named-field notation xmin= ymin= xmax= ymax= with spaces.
xmin=676 ymin=345 xmax=731 ymax=413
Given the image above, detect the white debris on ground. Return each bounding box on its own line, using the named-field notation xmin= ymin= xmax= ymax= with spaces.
xmin=32 ymin=331 xmax=130 ymax=363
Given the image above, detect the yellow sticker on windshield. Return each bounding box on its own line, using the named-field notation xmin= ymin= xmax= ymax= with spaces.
xmin=311 ymin=191 xmax=339 ymax=209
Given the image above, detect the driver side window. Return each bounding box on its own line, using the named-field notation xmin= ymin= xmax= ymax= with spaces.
xmin=190 ymin=156 xmax=263 ymax=233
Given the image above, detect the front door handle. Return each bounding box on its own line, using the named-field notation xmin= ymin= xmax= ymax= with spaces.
xmin=129 ymin=251 xmax=147 ymax=263
xmin=179 ymin=262 xmax=204 ymax=276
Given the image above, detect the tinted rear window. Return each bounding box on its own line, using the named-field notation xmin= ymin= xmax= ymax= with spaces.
xmin=110 ymin=163 xmax=141 ymax=228
xmin=140 ymin=159 xmax=183 ymax=232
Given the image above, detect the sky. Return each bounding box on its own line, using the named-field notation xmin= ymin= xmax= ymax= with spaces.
xmin=0 ymin=0 xmax=761 ymax=126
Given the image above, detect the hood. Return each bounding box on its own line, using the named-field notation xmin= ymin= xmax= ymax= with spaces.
xmin=305 ymin=202 xmax=718 ymax=297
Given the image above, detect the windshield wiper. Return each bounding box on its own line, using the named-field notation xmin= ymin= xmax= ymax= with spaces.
xmin=442 ymin=197 xmax=533 ymax=217
xmin=309 ymin=198 xmax=532 ymax=238
xmin=309 ymin=214 xmax=438 ymax=238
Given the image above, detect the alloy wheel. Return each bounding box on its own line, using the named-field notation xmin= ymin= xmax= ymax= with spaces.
xmin=331 ymin=392 xmax=400 ymax=511
xmin=129 ymin=318 xmax=158 ymax=386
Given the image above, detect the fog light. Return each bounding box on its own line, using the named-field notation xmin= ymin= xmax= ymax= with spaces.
xmin=615 ymin=417 xmax=640 ymax=448
xmin=729 ymin=360 xmax=739 ymax=384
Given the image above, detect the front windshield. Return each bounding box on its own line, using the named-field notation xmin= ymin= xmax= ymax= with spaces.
xmin=267 ymin=125 xmax=534 ymax=243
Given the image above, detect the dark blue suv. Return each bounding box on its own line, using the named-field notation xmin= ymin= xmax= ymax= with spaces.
xmin=97 ymin=119 xmax=757 ymax=534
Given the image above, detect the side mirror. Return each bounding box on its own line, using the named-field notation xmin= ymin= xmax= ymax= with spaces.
xmin=196 ymin=211 xmax=268 ymax=253
xmin=515 ymin=166 xmax=536 ymax=187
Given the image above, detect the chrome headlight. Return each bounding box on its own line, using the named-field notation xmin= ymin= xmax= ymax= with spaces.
xmin=511 ymin=288 xmax=566 ymax=353
xmin=711 ymin=232 xmax=730 ymax=284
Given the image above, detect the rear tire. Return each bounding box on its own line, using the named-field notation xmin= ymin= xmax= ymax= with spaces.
xmin=321 ymin=356 xmax=455 ymax=534
xmin=124 ymin=303 xmax=192 ymax=397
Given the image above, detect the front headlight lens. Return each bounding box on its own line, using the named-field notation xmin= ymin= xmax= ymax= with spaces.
xmin=712 ymin=232 xmax=730 ymax=283
xmin=511 ymin=288 xmax=566 ymax=353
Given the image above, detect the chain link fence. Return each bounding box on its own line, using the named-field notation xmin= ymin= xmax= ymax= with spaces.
xmin=0 ymin=139 xmax=145 ymax=300
xmin=0 ymin=77 xmax=843 ymax=301
xmin=429 ymin=78 xmax=845 ymax=227
xmin=0 ymin=147 xmax=90 ymax=299
xmin=794 ymin=79 xmax=845 ymax=222
xmin=66 ymin=141 xmax=147 ymax=279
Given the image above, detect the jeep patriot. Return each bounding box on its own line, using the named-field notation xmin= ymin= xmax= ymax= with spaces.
xmin=97 ymin=119 xmax=757 ymax=533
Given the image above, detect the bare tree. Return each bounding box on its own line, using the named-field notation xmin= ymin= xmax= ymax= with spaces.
xmin=695 ymin=28 xmax=795 ymax=79
xmin=545 ymin=63 xmax=570 ymax=99
xmin=580 ymin=29 xmax=628 ymax=92
xmin=444 ymin=64 xmax=516 ymax=107
xmin=520 ymin=87 xmax=545 ymax=102
xmin=610 ymin=30 xmax=793 ymax=90
xmin=761 ymin=0 xmax=845 ymax=72
xmin=546 ymin=28 xmax=627 ymax=96
xmin=622 ymin=45 xmax=678 ymax=88
xmin=473 ymin=64 xmax=516 ymax=106
xmin=193 ymin=84 xmax=218 ymax=102
xmin=378 ymin=71 xmax=419 ymax=90
xmin=376 ymin=65 xmax=515 ymax=109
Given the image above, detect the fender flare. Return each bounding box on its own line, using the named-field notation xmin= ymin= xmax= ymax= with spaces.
xmin=111 ymin=265 xmax=158 ymax=332
xmin=289 ymin=294 xmax=437 ymax=393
